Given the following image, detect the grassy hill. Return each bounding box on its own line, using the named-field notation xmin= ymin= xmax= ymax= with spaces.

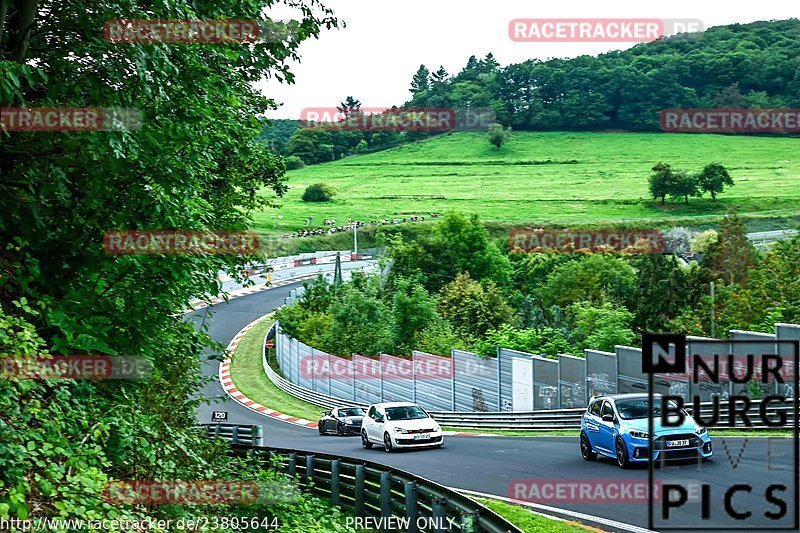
xmin=255 ymin=131 xmax=800 ymax=235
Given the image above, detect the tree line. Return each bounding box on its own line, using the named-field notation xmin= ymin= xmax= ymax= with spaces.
xmin=277 ymin=211 xmax=799 ymax=361
xmin=649 ymin=162 xmax=735 ymax=204
xmin=264 ymin=19 xmax=800 ymax=167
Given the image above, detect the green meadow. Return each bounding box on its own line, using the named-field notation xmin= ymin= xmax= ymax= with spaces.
xmin=255 ymin=131 xmax=800 ymax=235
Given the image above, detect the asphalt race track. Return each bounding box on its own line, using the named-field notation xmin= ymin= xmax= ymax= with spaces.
xmin=189 ymin=283 xmax=797 ymax=532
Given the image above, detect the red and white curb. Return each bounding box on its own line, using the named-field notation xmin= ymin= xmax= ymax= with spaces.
xmin=219 ymin=314 xmax=319 ymax=430
xmin=183 ymin=274 xmax=317 ymax=314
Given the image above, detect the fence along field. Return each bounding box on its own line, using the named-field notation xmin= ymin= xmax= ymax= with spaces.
xmin=255 ymin=131 xmax=800 ymax=235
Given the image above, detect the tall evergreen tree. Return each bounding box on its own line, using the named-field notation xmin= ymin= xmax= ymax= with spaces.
xmin=410 ymin=65 xmax=430 ymax=94
xmin=705 ymin=214 xmax=758 ymax=286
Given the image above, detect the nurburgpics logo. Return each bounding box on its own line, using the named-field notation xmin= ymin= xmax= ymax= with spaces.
xmin=643 ymin=334 xmax=799 ymax=530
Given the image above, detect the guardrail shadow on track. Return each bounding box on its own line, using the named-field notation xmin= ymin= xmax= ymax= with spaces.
xmin=227 ymin=443 xmax=522 ymax=533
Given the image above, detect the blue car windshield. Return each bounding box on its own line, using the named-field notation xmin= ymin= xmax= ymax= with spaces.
xmin=615 ymin=398 xmax=679 ymax=420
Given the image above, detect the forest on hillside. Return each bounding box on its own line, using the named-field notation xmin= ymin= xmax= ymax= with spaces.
xmin=268 ymin=19 xmax=800 ymax=164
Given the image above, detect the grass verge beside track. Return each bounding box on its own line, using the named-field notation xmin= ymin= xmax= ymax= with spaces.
xmin=475 ymin=498 xmax=595 ymax=532
xmin=228 ymin=318 xmax=326 ymax=422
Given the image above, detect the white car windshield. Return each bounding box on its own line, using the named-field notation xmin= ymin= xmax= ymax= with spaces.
xmin=615 ymin=398 xmax=680 ymax=420
xmin=385 ymin=406 xmax=428 ymax=420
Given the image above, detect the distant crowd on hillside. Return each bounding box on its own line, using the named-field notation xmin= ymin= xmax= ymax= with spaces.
xmin=281 ymin=213 xmax=441 ymax=239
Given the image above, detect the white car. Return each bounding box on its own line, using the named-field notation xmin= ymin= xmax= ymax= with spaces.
xmin=361 ymin=402 xmax=444 ymax=452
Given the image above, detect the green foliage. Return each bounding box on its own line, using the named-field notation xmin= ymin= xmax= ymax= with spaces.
xmin=437 ymin=273 xmax=514 ymax=337
xmin=691 ymin=230 xmax=718 ymax=253
xmin=538 ymin=254 xmax=636 ymax=309
xmin=670 ymin=231 xmax=800 ymax=336
xmin=302 ymin=183 xmax=336 ymax=202
xmin=568 ymin=301 xmax=635 ymax=353
xmin=0 ymin=0 xmax=346 ymax=526
xmin=630 ymin=253 xmax=702 ymax=332
xmin=408 ymin=20 xmax=800 ymax=131
xmin=390 ymin=279 xmax=438 ymax=351
xmin=474 ymin=324 xmax=570 ymax=358
xmin=704 ymin=214 xmax=758 ymax=286
xmin=326 ymin=285 xmax=394 ymax=356
xmin=413 ymin=318 xmax=470 ymax=356
xmin=487 ymin=123 xmax=510 ymax=148
xmin=388 ymin=212 xmax=511 ymax=292
xmin=649 ymin=162 xmax=674 ymax=204
xmin=669 ymin=170 xmax=700 ymax=204
xmin=285 ymin=155 xmax=306 ymax=170
xmin=698 ymin=163 xmax=735 ymax=201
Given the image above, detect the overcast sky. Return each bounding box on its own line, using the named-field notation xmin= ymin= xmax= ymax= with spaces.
xmin=258 ymin=0 xmax=798 ymax=119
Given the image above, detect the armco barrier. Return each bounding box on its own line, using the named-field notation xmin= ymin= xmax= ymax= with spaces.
xmin=200 ymin=424 xmax=264 ymax=446
xmin=264 ymin=324 xmax=797 ymax=430
xmin=199 ymin=438 xmax=522 ymax=533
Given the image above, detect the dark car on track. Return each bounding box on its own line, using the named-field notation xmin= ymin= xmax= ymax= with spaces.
xmin=318 ymin=407 xmax=366 ymax=436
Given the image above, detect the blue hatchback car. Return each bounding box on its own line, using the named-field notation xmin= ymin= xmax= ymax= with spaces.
xmin=580 ymin=393 xmax=712 ymax=468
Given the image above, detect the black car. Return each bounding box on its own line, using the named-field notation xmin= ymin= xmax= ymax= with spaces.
xmin=318 ymin=407 xmax=366 ymax=436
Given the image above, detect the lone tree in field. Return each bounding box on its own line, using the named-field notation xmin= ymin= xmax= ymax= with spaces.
xmin=669 ymin=170 xmax=700 ymax=204
xmin=487 ymin=123 xmax=510 ymax=149
xmin=302 ymin=183 xmax=336 ymax=202
xmin=649 ymin=162 xmax=674 ymax=205
xmin=698 ymin=162 xmax=734 ymax=201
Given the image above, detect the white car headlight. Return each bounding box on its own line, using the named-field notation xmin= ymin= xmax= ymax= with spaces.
xmin=344 ymin=418 xmax=353 ymax=424
xmin=630 ymin=430 xmax=649 ymax=439
xmin=393 ymin=427 xmax=409 ymax=433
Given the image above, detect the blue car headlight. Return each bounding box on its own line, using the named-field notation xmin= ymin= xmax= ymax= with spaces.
xmin=695 ymin=427 xmax=707 ymax=436
xmin=629 ymin=430 xmax=649 ymax=439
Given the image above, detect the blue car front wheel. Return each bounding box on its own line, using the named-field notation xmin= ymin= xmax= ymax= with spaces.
xmin=615 ymin=438 xmax=630 ymax=469
xmin=580 ymin=432 xmax=597 ymax=461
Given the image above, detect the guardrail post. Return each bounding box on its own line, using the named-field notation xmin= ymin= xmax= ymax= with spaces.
xmin=354 ymin=465 xmax=366 ymax=516
xmin=254 ymin=425 xmax=263 ymax=447
xmin=288 ymin=453 xmax=296 ymax=478
xmin=231 ymin=425 xmax=240 ymax=445
xmin=305 ymin=455 xmax=315 ymax=485
xmin=380 ymin=472 xmax=391 ymax=532
xmin=404 ymin=482 xmax=418 ymax=533
xmin=432 ymin=498 xmax=447 ymax=533
xmin=331 ymin=460 xmax=340 ymax=506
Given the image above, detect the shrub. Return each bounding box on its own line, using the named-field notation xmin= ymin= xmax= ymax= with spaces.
xmin=302 ymin=183 xmax=336 ymax=202
xmin=285 ymin=155 xmax=305 ymax=170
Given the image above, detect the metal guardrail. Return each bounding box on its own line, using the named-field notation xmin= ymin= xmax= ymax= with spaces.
xmin=229 ymin=443 xmax=522 ymax=533
xmin=263 ymin=324 xmax=796 ymax=430
xmin=200 ymin=423 xmax=264 ymax=446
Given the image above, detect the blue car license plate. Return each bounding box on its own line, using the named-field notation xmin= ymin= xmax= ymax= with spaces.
xmin=667 ymin=439 xmax=690 ymax=447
